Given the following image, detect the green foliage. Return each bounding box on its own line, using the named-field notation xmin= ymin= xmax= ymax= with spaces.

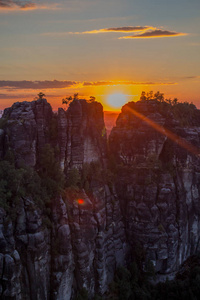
xmin=133 ymin=242 xmax=146 ymax=267
xmin=107 ymin=263 xmax=151 ymax=300
xmin=49 ymin=114 xmax=58 ymax=141
xmin=130 ymin=261 xmax=139 ymax=283
xmin=93 ymin=295 xmax=103 ymax=300
xmin=79 ymin=161 xmax=104 ymax=190
xmin=108 ymin=154 xmax=117 ymax=173
xmin=172 ymin=102 xmax=199 ymax=126
xmin=0 ymin=117 xmax=8 ymax=129
xmin=158 ymin=223 xmax=165 ymax=232
xmin=67 ymin=168 xmax=81 ymax=187
xmin=145 ymin=260 xmax=156 ymax=279
xmin=63 ymin=186 xmax=84 ymax=223
xmin=115 ymin=267 xmax=132 ymax=300
xmin=42 ymin=216 xmax=52 ymax=229
xmin=39 ymin=144 xmax=55 ymax=176
xmin=0 ymin=160 xmax=47 ymax=218
xmin=4 ymin=149 xmax=15 ymax=164
xmin=0 ymin=160 xmax=25 ymax=212
xmin=146 ymin=154 xmax=161 ymax=170
xmin=138 ymin=91 xmax=199 ymax=127
xmin=87 ymin=161 xmax=102 ymax=180
xmin=0 ymin=143 xmax=65 ymax=222
xmin=106 ymin=254 xmax=200 ymax=300
xmin=74 ymin=288 xmax=88 ymax=300
xmin=39 ymin=144 xmax=64 ymax=197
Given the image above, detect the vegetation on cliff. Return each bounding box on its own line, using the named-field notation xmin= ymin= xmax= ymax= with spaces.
xmin=135 ymin=90 xmax=199 ymax=126
xmin=0 ymin=143 xmax=64 ymax=223
xmin=102 ymin=253 xmax=200 ymax=300
xmin=0 ymin=94 xmax=200 ymax=299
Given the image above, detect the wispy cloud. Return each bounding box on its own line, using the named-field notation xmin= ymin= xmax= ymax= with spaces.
xmin=0 ymin=80 xmax=177 ymax=90
xmin=83 ymin=81 xmax=177 ymax=86
xmin=43 ymin=26 xmax=188 ymax=40
xmin=0 ymin=80 xmax=77 ymax=89
xmin=0 ymin=0 xmax=35 ymax=9
xmin=0 ymin=0 xmax=60 ymax=11
xmin=119 ymin=29 xmax=187 ymax=39
xmin=183 ymin=75 xmax=200 ymax=79
xmin=0 ymin=93 xmax=26 ymax=99
xmin=68 ymin=26 xmax=156 ymax=35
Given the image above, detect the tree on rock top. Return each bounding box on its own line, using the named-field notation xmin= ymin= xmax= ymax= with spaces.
xmin=38 ymin=92 xmax=46 ymax=99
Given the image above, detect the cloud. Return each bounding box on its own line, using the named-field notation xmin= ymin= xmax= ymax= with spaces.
xmin=0 ymin=80 xmax=78 ymax=89
xmin=119 ymin=29 xmax=187 ymax=39
xmin=0 ymin=93 xmax=26 ymax=99
xmin=183 ymin=76 xmax=200 ymax=79
xmin=43 ymin=26 xmax=187 ymax=40
xmin=0 ymin=0 xmax=60 ymax=11
xmin=83 ymin=81 xmax=177 ymax=86
xmin=0 ymin=0 xmax=36 ymax=10
xmin=0 ymin=93 xmax=65 ymax=99
xmin=68 ymin=26 xmax=156 ymax=35
xmin=0 ymin=80 xmax=177 ymax=90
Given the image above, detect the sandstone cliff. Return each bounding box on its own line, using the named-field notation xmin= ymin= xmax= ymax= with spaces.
xmin=0 ymin=98 xmax=126 ymax=299
xmin=109 ymin=99 xmax=200 ymax=278
xmin=0 ymin=98 xmax=200 ymax=299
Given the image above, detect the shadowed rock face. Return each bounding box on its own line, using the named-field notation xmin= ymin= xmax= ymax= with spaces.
xmin=0 ymin=98 xmax=124 ymax=299
xmin=109 ymin=100 xmax=200 ymax=278
xmin=58 ymin=99 xmax=107 ymax=171
xmin=1 ymin=98 xmax=200 ymax=298
xmin=0 ymin=182 xmax=126 ymax=299
xmin=1 ymin=98 xmax=107 ymax=171
xmin=2 ymin=99 xmax=53 ymax=167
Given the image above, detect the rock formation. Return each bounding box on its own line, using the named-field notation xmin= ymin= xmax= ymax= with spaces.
xmin=0 ymin=98 xmax=200 ymax=299
xmin=109 ymin=100 xmax=200 ymax=278
xmin=0 ymin=98 xmax=125 ymax=299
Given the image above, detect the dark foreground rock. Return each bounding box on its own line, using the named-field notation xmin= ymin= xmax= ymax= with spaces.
xmin=0 ymin=98 xmax=200 ymax=299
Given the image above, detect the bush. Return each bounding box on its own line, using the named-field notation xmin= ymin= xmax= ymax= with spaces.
xmin=0 ymin=117 xmax=8 ymax=129
xmin=67 ymin=168 xmax=81 ymax=187
xmin=0 ymin=144 xmax=65 ymax=220
xmin=74 ymin=288 xmax=88 ymax=300
xmin=0 ymin=161 xmax=46 ymax=218
xmin=39 ymin=144 xmax=65 ymax=197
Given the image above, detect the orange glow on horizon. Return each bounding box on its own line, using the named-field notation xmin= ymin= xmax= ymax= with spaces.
xmin=106 ymin=93 xmax=128 ymax=109
xmin=0 ymin=80 xmax=199 ymax=112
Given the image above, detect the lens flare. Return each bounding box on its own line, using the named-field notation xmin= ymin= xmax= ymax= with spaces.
xmin=125 ymin=106 xmax=200 ymax=156
xmin=77 ymin=198 xmax=84 ymax=205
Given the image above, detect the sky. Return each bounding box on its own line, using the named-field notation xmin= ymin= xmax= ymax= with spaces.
xmin=0 ymin=0 xmax=200 ymax=111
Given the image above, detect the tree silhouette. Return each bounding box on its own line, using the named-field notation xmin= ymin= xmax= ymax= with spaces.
xmin=89 ymin=96 xmax=96 ymax=102
xmin=62 ymin=96 xmax=72 ymax=105
xmin=73 ymin=93 xmax=79 ymax=100
xmin=38 ymin=92 xmax=45 ymax=99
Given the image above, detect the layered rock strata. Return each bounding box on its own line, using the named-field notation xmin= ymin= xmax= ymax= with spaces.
xmin=109 ymin=100 xmax=200 ymax=277
xmin=0 ymin=98 xmax=124 ymax=299
xmin=0 ymin=98 xmax=200 ymax=298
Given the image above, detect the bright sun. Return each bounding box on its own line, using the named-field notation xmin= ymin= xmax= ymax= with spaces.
xmin=107 ymin=93 xmax=127 ymax=109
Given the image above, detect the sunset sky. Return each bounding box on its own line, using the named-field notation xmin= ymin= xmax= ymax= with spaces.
xmin=0 ymin=0 xmax=200 ymax=111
